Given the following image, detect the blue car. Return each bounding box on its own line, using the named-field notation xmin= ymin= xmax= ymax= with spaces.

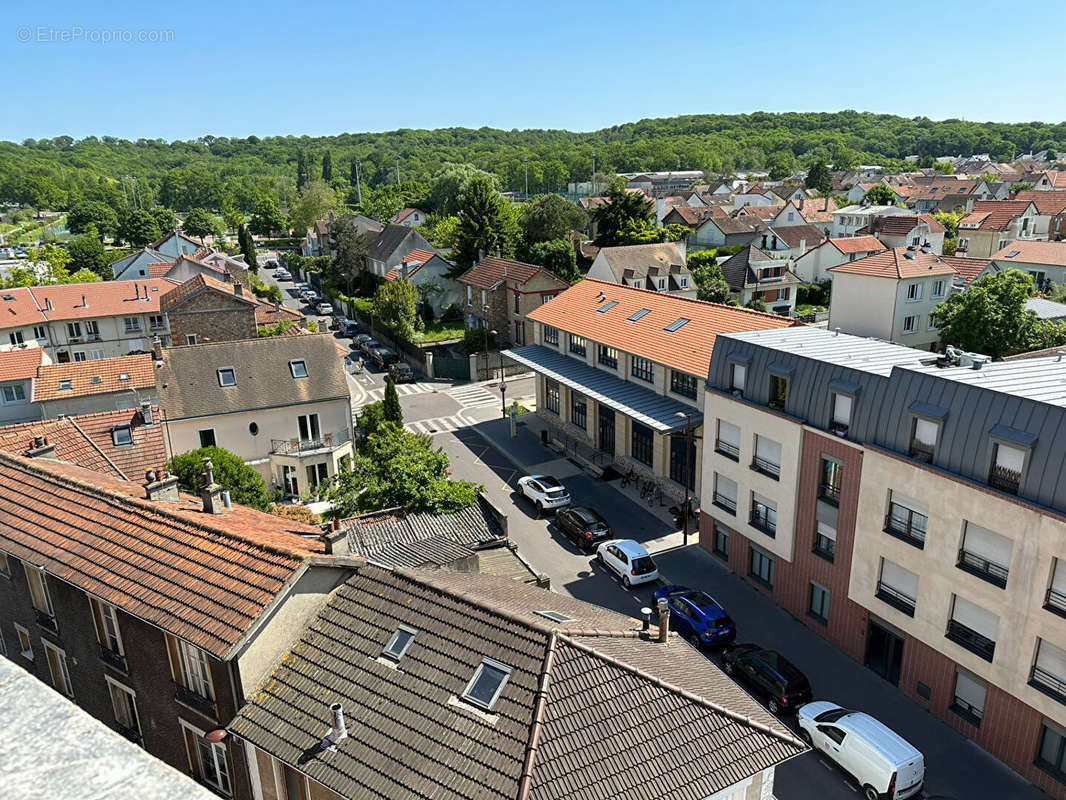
xmin=654 ymin=585 xmax=736 ymax=646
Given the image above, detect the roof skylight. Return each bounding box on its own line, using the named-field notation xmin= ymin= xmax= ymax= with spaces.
xmin=534 ymin=610 xmax=576 ymax=623
xmin=381 ymin=624 xmax=417 ymax=662
xmin=627 ymin=308 xmax=651 ymax=322
xmin=461 ymin=658 xmax=512 ymax=710
xmin=596 ymin=301 xmax=618 ymax=313
xmin=663 ymin=318 xmax=691 ymax=332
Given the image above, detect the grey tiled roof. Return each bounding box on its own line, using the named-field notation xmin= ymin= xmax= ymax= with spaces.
xmin=345 ymin=499 xmax=503 ymax=559
xmin=229 ymin=566 xmax=804 ymax=800
xmin=368 ymin=535 xmax=477 ymax=568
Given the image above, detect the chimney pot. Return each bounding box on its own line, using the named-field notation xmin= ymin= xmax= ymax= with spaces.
xmin=152 ymin=337 xmax=163 ymax=360
xmin=81 ymin=294 xmax=86 ymax=307
xmin=199 ymin=457 xmax=223 ymax=514
xmin=140 ymin=400 xmax=153 ymax=425
xmin=324 ymin=702 xmax=348 ymax=750
xmin=233 ymin=283 xmax=243 ymax=296
xmin=656 ymin=598 xmax=670 ymax=643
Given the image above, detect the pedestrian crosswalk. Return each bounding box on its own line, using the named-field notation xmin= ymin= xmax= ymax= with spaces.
xmin=445 ymin=384 xmax=500 ymax=408
xmin=365 ymin=382 xmax=437 ymax=402
xmin=404 ymin=415 xmax=466 ymax=435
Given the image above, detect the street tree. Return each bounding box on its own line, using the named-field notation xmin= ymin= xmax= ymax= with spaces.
xmin=329 ymin=215 xmax=368 ymax=294
xmin=383 ymin=375 xmax=402 ymax=423
xmin=150 ymin=207 xmax=178 ymax=233
xmin=863 ymin=184 xmax=897 ymax=205
xmin=238 ymin=224 xmax=258 ymax=270
xmin=372 ymin=278 xmax=419 ymax=341
xmin=249 ymin=195 xmax=285 ymax=236
xmin=289 ymin=181 xmax=337 ymax=235
xmin=519 ymin=194 xmax=587 ymax=243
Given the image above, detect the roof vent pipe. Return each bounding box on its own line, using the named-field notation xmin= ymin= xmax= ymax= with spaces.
xmin=1056 ymin=350 xmax=1065 ymax=362
xmin=656 ymin=598 xmax=670 ymax=644
xmin=321 ymin=703 xmax=348 ymax=751
xmin=222 ymin=490 xmax=232 ymax=509
xmin=640 ymin=606 xmax=652 ymax=632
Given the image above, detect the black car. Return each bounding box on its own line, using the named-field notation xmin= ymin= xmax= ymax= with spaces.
xmin=722 ymin=644 xmax=813 ymax=715
xmin=369 ymin=347 xmax=399 ymax=368
xmin=359 ymin=337 xmax=380 ymax=356
xmin=343 ymin=321 xmax=360 ymax=337
xmin=554 ymin=506 xmax=612 ymax=552
xmin=389 ymin=362 xmax=415 ymax=383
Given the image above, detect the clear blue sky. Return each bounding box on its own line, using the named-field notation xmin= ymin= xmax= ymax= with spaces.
xmin=2 ymin=0 xmax=1063 ymax=141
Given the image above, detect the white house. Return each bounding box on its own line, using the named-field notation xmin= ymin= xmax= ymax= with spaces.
xmin=792 ymin=236 xmax=886 ymax=283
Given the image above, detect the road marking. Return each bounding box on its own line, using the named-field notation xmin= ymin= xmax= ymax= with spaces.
xmin=446 ymin=384 xmax=500 ymax=408
xmin=819 ymin=759 xmax=833 ymax=772
xmin=404 ymin=415 xmax=467 ymax=434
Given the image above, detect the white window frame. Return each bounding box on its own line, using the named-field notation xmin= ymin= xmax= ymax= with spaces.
xmin=288 ymin=360 xmax=308 ymax=379
xmin=9 ymin=330 xmax=24 ymax=345
xmin=123 ymin=316 xmax=141 ymax=333
xmin=14 ymin=622 xmax=32 ymax=660
xmin=25 ymin=564 xmax=54 ymax=618
xmin=932 ymin=279 xmax=945 ymax=298
xmin=33 ymin=325 xmax=46 ymax=340
xmin=1 ymin=383 xmax=27 ymax=405
xmin=831 ymin=392 xmax=852 ymax=427
xmin=730 ymin=362 xmax=746 ymax=393
xmin=89 ymin=595 xmax=124 ymax=655
xmin=381 ymin=624 xmax=418 ymax=663
xmin=105 ymin=675 xmax=141 ymax=738
xmin=902 ymin=315 xmax=918 ymax=334
xmin=85 ymin=320 xmax=99 ymax=336
xmin=43 ymin=640 xmax=74 ymax=697
xmin=461 ymin=657 xmax=512 ymax=711
xmin=175 ymin=637 xmax=214 ymax=701
xmin=180 ymin=719 xmax=231 ymax=795
xmin=186 ymin=334 xmax=198 ymax=345
xmin=67 ymin=322 xmax=82 ymax=338
xmin=216 ymin=367 xmax=236 ymax=387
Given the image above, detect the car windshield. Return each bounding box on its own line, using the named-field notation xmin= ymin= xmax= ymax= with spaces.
xmin=631 ymin=556 xmax=656 ymax=574
xmin=539 ymin=476 xmax=562 ymax=488
xmin=684 ymin=591 xmax=719 ymax=609
xmin=814 ymin=708 xmax=852 ymax=723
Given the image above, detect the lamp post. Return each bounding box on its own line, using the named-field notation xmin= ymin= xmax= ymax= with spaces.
xmin=674 ymin=411 xmax=696 ymax=546
xmin=483 ymin=324 xmax=496 ymax=383
xmin=498 ymin=349 xmax=508 ymax=418
xmin=591 ymin=151 xmax=597 ymax=196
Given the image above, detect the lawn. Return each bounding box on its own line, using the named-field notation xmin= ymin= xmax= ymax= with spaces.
xmin=796 ymin=304 xmax=828 ymax=315
xmin=420 ymin=320 xmax=465 ymax=343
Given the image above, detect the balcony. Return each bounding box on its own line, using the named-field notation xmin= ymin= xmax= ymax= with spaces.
xmin=988 ymin=464 xmax=1021 ymax=495
xmin=1045 ymin=587 xmax=1066 ymax=619
xmin=712 ymin=493 xmax=736 ymax=515
xmin=946 ymin=619 xmax=996 ymax=662
xmin=875 ymin=581 xmax=916 ymax=617
xmin=749 ymin=507 xmax=777 ymax=537
xmin=819 ymin=482 xmax=841 ymax=505
xmin=715 ymin=440 xmax=740 ymax=462
xmin=750 ymin=456 xmax=781 ymax=480
xmin=813 ymin=533 xmax=836 ymax=562
xmin=829 ymin=421 xmax=849 ymax=437
xmin=271 ymin=428 xmax=351 ymax=455
xmin=98 ymin=643 xmax=128 ymax=673
xmin=86 ymin=334 xmax=102 ymax=342
xmin=1030 ymin=664 xmax=1066 ymax=706
xmin=883 ymin=509 xmax=926 ymax=549
xmin=956 ymin=548 xmax=1009 ymax=589
xmin=36 ymin=609 xmax=57 ymax=633
xmin=909 ymin=439 xmax=934 ymax=463
xmin=175 ymin=684 xmax=216 ymax=719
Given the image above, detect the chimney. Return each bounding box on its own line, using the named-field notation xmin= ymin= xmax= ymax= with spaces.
xmin=199 ymin=457 xmax=223 ymax=515
xmin=222 ymin=490 xmax=232 ymax=508
xmin=400 ymin=261 xmax=409 ymax=280
xmin=152 ymin=336 xmax=163 ymax=361
xmin=24 ymin=435 xmax=56 ymax=460
xmin=134 ymin=284 xmax=141 ymax=299
xmin=143 ymin=469 xmax=180 ymax=502
xmin=641 ymin=606 xmax=652 ymax=632
xmin=798 ymin=197 xmax=804 ymax=210
xmin=140 ymin=401 xmax=154 ymax=425
xmin=656 ymin=598 xmax=670 ymax=643
xmin=80 ymin=294 xmax=87 ymax=308
xmin=273 ymin=300 xmax=280 ymax=312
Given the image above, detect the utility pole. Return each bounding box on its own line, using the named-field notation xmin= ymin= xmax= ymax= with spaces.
xmin=395 ymin=155 xmax=401 ymax=185
xmin=674 ymin=411 xmax=699 ymax=546
xmin=523 ymin=158 xmax=530 ymax=198
xmin=355 ymin=159 xmax=362 ymax=206
xmin=591 ymin=151 xmax=597 ymax=196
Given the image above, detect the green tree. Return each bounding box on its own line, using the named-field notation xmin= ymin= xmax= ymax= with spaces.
xmin=454 ymin=174 xmax=514 ymax=271
xmin=519 ymin=194 xmax=587 ymax=243
xmin=151 ymin=207 xmax=178 ymax=233
xmin=296 ymin=149 xmax=313 ymax=190
xmin=68 ymin=201 xmax=118 ymax=239
xmin=1009 ymin=182 xmax=1034 ymax=194
xmin=359 ymin=185 xmax=405 ymax=223
xmin=590 ymin=178 xmax=654 ymax=246
xmin=423 ymin=214 xmax=460 ymax=251
xmin=67 ymin=224 xmax=112 ymax=278
xmin=182 ymin=208 xmax=222 ymax=242
xmin=321 ymin=149 xmax=333 ymax=182
xmin=427 ymin=163 xmax=495 ymax=216
xmin=518 ymin=238 xmax=578 ymax=281
xmin=383 ymin=374 xmax=402 ymax=423
xmin=238 ymin=224 xmax=258 ymax=270
xmin=289 ymin=181 xmax=337 ymax=234
xmin=119 ymin=209 xmax=161 ymax=247
xmin=323 ymin=424 xmax=480 ymax=516
xmin=766 ymin=152 xmax=794 ymax=181
xmin=745 ymin=295 xmax=768 ymax=312
xmin=354 ymin=401 xmax=387 ymax=441
xmin=690 ymin=256 xmax=733 ymax=303
xmin=931 ymin=269 xmax=1058 ymax=359
xmin=863 ymin=184 xmax=897 ymax=205
xmin=220 ymin=192 xmax=244 ymax=233
xmin=328 ymin=215 xmax=368 ymax=294
xmin=805 ymin=160 xmax=832 ymax=195
xmin=249 ymin=195 xmax=285 ymax=236
xmin=372 ymin=278 xmax=419 ymax=341
xmin=28 ymin=243 xmax=72 ymax=283
xmin=166 ymin=446 xmax=273 ymax=510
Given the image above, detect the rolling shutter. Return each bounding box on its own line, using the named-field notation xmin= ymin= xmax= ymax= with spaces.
xmin=951 ymin=596 xmax=999 ymax=642
xmin=880 ymin=559 xmax=918 ymax=598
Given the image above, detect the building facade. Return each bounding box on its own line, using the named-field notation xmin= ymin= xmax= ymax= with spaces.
xmin=458 ymin=256 xmax=569 ymax=347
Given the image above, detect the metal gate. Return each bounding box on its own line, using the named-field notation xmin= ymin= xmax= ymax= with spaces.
xmin=433 ymin=356 xmax=470 ymax=380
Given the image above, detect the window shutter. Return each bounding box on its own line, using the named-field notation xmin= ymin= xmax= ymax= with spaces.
xmin=995 ymin=443 xmax=1026 ymax=473
xmin=1036 ymin=639 xmax=1066 ymax=680
xmin=962 ymin=522 xmax=1013 ymax=569
xmin=954 ymin=670 xmax=986 ymax=710
xmin=951 ymin=596 xmax=999 ymax=641
xmin=755 ymin=436 xmax=782 ymax=465
xmin=715 ymin=474 xmax=737 ymax=503
xmin=817 ymin=521 xmax=837 ymax=543
xmin=880 ymin=559 xmax=919 ymax=597
xmin=1052 ymin=560 xmax=1066 ymax=595
xmin=718 ymin=421 xmax=741 ymax=449
xmin=914 ymin=419 xmax=938 ymax=447
xmin=890 ymin=491 xmax=928 ymax=517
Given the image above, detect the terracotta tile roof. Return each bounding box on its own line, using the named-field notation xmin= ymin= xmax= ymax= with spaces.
xmin=147 ymin=261 xmax=176 ymax=278
xmin=767 ymin=224 xmax=825 ymax=249
xmin=27 ymin=279 xmax=173 ymax=324
xmin=732 ymin=204 xmax=784 ymax=221
xmin=459 ymin=257 xmax=569 ymax=290
xmin=786 ymin=197 xmax=838 ymax=224
xmin=960 ymin=200 xmax=1035 ymax=231
xmin=254 ymin=303 xmax=304 ymax=325
xmin=943 ymin=256 xmax=991 ymax=287
xmin=665 ymin=205 xmax=727 ymax=226
xmin=0 ymin=347 xmax=47 ymax=382
xmin=710 ymin=215 xmax=766 ymax=235
xmin=32 ymin=354 xmax=155 ymax=402
xmin=384 ymin=248 xmax=443 ymax=281
xmin=0 ymin=407 xmax=166 ymax=481
xmin=389 ymin=207 xmax=422 ymax=224
xmin=828 ymin=247 xmax=957 ymax=279
xmin=1012 ymin=190 xmax=1066 ymax=215
xmin=528 ymin=278 xmax=796 ymax=377
xmin=918 ymin=213 xmax=946 ymax=233
xmin=0 ymin=289 xmax=48 ymax=331
xmin=159 ymin=274 xmax=256 ymax=312
xmin=230 ymin=565 xmax=804 ymax=800
xmin=0 ymin=451 xmax=323 ymax=657
xmin=992 ymin=240 xmax=1066 ymax=267
xmin=830 ymin=235 xmax=886 ymax=255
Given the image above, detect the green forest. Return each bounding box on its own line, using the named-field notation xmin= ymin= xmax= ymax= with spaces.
xmin=3 ymin=110 xmax=1065 ymax=214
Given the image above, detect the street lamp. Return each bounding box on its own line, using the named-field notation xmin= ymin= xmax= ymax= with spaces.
xmin=498 ymin=349 xmax=508 ymax=418
xmin=483 ymin=324 xmax=496 ymax=383
xmin=591 ymin=151 xmax=597 ymax=196
xmin=674 ymin=411 xmax=697 ymax=546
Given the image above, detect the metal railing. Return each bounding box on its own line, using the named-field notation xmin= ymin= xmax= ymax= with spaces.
xmin=813 ymin=533 xmax=836 ymax=561
xmin=956 ymin=548 xmax=1009 ymax=589
xmin=988 ymin=464 xmax=1021 ymax=495
xmin=750 ymin=455 xmax=781 ymax=479
xmin=1045 ymin=587 xmax=1066 ymax=617
xmin=883 ymin=507 xmax=926 ymax=549
xmin=98 ymin=643 xmax=128 ymax=673
xmin=819 ymin=482 xmax=841 ymax=504
xmin=175 ymin=684 xmax=216 ymax=718
xmin=946 ymin=619 xmax=996 ymax=662
xmin=950 ymin=696 xmax=983 ymax=724
xmin=715 ymin=440 xmax=740 ymax=461
xmin=271 ymin=428 xmax=351 ymax=455
xmin=876 ymin=581 xmax=916 ymax=616
xmin=749 ymin=506 xmax=777 ymax=537
xmin=713 ymin=493 xmax=736 ymax=514
xmin=1030 ymin=664 xmax=1066 ymax=706
xmin=909 ymin=439 xmax=934 ymax=463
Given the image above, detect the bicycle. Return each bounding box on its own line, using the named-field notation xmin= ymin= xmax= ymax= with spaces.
xmin=651 ymin=483 xmax=664 ymax=508
xmin=640 ymin=479 xmax=655 ymax=501
xmin=620 ymin=467 xmax=636 ymax=488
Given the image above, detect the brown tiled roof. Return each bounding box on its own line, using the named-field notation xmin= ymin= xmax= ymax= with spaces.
xmin=32 ymin=354 xmax=155 ymax=402
xmin=0 ymin=280 xmax=174 ymax=332
xmin=830 ymin=235 xmax=886 ymax=255
xmin=767 ymin=224 xmax=825 ymax=248
xmin=991 ymin=240 xmax=1066 ymax=267
xmin=711 ymin=215 xmax=766 ymax=235
xmin=254 ymin=303 xmax=304 ymax=325
xmin=0 ymin=407 xmax=166 ymax=481
xmin=147 ymin=261 xmax=176 ymax=278
xmin=0 ymin=451 xmax=322 ymax=657
xmin=528 ymin=278 xmax=795 ymax=376
xmin=459 ymin=257 xmax=569 ymax=290
xmin=0 ymin=347 xmax=47 ymax=382
xmin=786 ymin=197 xmax=838 ymax=224
xmin=665 ymin=205 xmax=727 ymax=226
xmin=828 ymin=247 xmax=956 ymax=279
xmin=1012 ymin=190 xmax=1066 ymax=215
xmin=389 ymin=207 xmax=421 ymax=224
xmin=959 ymin=200 xmax=1035 ymax=231
xmin=159 ymin=273 xmax=256 ymax=312
xmin=732 ymin=204 xmax=784 ymax=221
xmin=943 ymin=256 xmax=991 ymax=286
xmin=384 ymin=248 xmax=444 ymax=281
xmin=229 ymin=566 xmax=803 ymax=800
xmin=867 ymin=215 xmax=923 ymax=236
xmin=0 ymin=290 xmax=47 ymax=330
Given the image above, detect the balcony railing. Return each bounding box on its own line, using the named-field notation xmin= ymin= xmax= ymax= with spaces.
xmin=175 ymin=684 xmax=216 ymax=718
xmin=988 ymin=464 xmax=1021 ymax=495
xmin=950 ymin=697 xmax=983 ymax=726
xmin=36 ymin=609 xmax=57 ymax=633
xmin=946 ymin=619 xmax=996 ymax=662
xmin=883 ymin=508 xmax=926 ymax=549
xmin=713 ymin=493 xmax=736 ymax=515
xmin=715 ymin=440 xmax=740 ymax=461
xmin=750 ymin=456 xmax=781 ymax=480
xmin=1030 ymin=664 xmax=1066 ymax=706
xmin=749 ymin=507 xmax=777 ymax=537
xmin=1045 ymin=587 xmax=1066 ymax=618
xmin=956 ymin=548 xmax=1009 ymax=589
xmin=909 ymin=439 xmax=934 ymax=463
xmin=271 ymin=428 xmax=351 ymax=455
xmin=875 ymin=581 xmax=916 ymax=617
xmin=116 ymin=723 xmax=142 ymax=743
xmin=813 ymin=533 xmax=836 ymax=562
xmin=819 ymin=482 xmax=841 ymax=504
xmin=98 ymin=643 xmax=128 ymax=673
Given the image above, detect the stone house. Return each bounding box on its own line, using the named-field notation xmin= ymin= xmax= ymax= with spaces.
xmin=457 ymin=256 xmax=569 ymax=347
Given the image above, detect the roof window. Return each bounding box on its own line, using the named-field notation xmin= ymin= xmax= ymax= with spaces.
xmin=381 ymin=625 xmax=417 ymax=663
xmin=289 ymin=360 xmax=308 ymax=379
xmin=217 ymin=368 xmax=236 ymax=387
xmin=461 ymin=657 xmax=512 ymax=710
xmin=534 ymin=610 xmax=576 ymax=623
xmin=118 ymin=372 xmax=129 ymax=381
xmin=1005 ymin=250 xmax=1021 ymax=258
xmin=58 ymin=379 xmax=72 ymax=391
xmin=663 ymin=317 xmax=690 ymax=332
xmin=596 ymin=300 xmax=618 ymax=313
xmin=111 ymin=425 xmax=133 ymax=446
xmin=627 ymin=308 xmax=651 ymax=322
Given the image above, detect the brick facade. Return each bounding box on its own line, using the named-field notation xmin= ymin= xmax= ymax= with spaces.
xmin=166 ymin=288 xmax=259 ymax=346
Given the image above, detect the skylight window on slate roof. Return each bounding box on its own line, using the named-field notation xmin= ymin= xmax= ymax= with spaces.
xmin=1005 ymin=250 xmax=1021 ymax=258
xmin=627 ymin=308 xmax=651 ymax=322
xmin=596 ymin=301 xmax=618 ymax=313
xmin=217 ymin=368 xmax=236 ymax=387
xmin=289 ymin=360 xmax=308 ymax=379
xmin=461 ymin=657 xmax=512 ymax=710
xmin=534 ymin=610 xmax=576 ymax=623
xmin=381 ymin=624 xmax=417 ymax=663
xmin=664 ymin=318 xmax=691 ymax=332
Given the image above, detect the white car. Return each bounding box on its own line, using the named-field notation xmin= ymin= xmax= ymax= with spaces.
xmin=316 ymin=302 xmax=334 ymax=315
xmin=797 ymin=702 xmax=924 ymax=800
xmin=517 ymin=474 xmax=570 ymax=515
xmin=595 ymin=539 xmax=659 ymax=588
xmin=274 ymin=268 xmax=291 ymax=281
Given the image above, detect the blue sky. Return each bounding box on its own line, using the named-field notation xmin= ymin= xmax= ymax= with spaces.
xmin=2 ymin=0 xmax=1063 ymax=141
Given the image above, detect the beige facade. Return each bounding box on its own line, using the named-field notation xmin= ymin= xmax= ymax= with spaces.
xmin=248 ymin=746 xmax=347 ymax=800
xmin=465 ymin=271 xmax=567 ymax=347
xmin=6 ymin=309 xmax=170 ymax=362
xmin=828 ymin=270 xmax=949 ymax=350
xmin=849 ymin=448 xmax=1066 ymax=732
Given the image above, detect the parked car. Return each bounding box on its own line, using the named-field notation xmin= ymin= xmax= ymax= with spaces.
xmin=343 ymin=320 xmax=360 ymax=337
xmin=722 ymin=644 xmax=812 ymax=715
xmin=388 ymin=362 xmax=415 ymax=383
xmin=797 ymin=702 xmax=924 ymax=800
xmin=556 ymin=506 xmax=612 ymax=551
xmin=653 ymin=585 xmax=736 ymax=646
xmin=353 ymin=333 xmax=374 ymax=348
xmin=595 ymin=539 xmax=658 ymax=587
xmin=369 ymin=347 xmax=399 ymax=368
xmin=316 ymin=302 xmax=333 ymax=315
xmin=273 ymin=268 xmax=291 ymax=281
xmin=358 ymin=337 xmax=380 ymax=355
xmin=517 ymin=474 xmax=571 ymax=516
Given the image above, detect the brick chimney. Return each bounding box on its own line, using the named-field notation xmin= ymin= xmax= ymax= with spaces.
xmin=152 ymin=336 xmax=163 ymax=361
xmin=24 ymin=435 xmax=56 ymax=460
xmin=143 ymin=469 xmax=180 ymax=502
xmin=656 ymin=598 xmax=670 ymax=643
xmin=199 ymin=457 xmax=223 ymax=515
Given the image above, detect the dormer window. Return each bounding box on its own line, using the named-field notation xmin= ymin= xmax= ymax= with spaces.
xmin=381 ymin=625 xmax=417 ymax=663
xmin=289 ymin=360 xmax=308 ymax=379
xmin=461 ymin=658 xmax=512 ymax=711
xmin=217 ymin=368 xmax=236 ymax=387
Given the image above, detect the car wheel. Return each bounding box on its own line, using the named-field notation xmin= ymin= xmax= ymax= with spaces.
xmin=862 ymin=787 xmax=878 ymax=800
xmin=597 ymin=551 xmax=605 ymax=566
xmin=768 ymin=698 xmax=781 ymax=715
xmin=723 ymin=660 xmax=735 ymax=675
xmin=622 ymin=574 xmax=631 ymax=589
xmin=798 ymin=728 xmax=811 ymax=745
xmin=535 ymin=501 xmax=543 ymax=517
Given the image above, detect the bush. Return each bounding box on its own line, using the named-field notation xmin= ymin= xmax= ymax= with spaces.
xmin=460 ymin=327 xmax=496 ymax=355
xmin=166 ymin=446 xmax=273 ymax=510
xmin=268 ymin=503 xmax=322 ymax=525
xmin=797 ymin=281 xmax=830 ymax=307
xmin=440 ymin=303 xmax=464 ymax=322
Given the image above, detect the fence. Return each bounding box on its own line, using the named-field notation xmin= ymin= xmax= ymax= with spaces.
xmin=472 ymin=351 xmax=528 ymax=382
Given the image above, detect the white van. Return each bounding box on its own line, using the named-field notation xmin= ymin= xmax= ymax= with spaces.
xmin=797 ymin=701 xmax=924 ymax=800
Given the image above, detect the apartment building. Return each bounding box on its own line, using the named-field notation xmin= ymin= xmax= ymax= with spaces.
xmin=958 ymin=200 xmax=1041 ymax=258
xmin=699 ymin=325 xmax=1066 ymax=798
xmin=503 ymin=279 xmax=794 ymax=503
xmin=0 ymin=449 xmax=354 ymax=800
